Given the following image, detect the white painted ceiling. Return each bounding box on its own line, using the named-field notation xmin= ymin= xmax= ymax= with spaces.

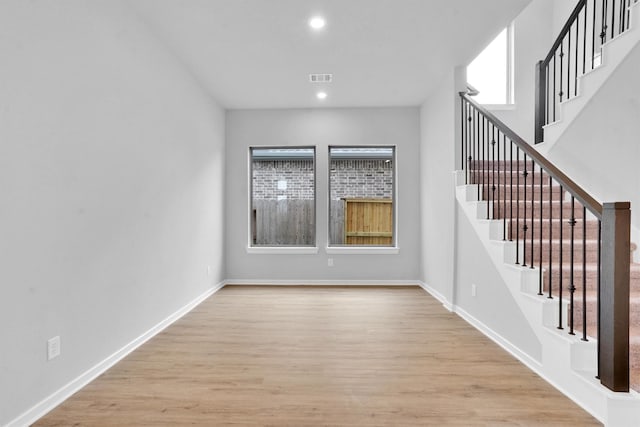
xmin=133 ymin=0 xmax=530 ymax=109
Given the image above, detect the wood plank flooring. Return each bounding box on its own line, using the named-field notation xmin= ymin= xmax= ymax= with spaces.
xmin=35 ymin=286 xmax=601 ymax=426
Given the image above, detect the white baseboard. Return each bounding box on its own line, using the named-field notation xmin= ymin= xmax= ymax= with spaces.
xmin=453 ymin=305 xmax=543 ymax=372
xmin=7 ymin=281 xmax=226 ymax=427
xmin=224 ymin=279 xmax=420 ymax=286
xmin=453 ymin=304 xmax=608 ymax=424
xmin=418 ymin=281 xmax=454 ymax=312
xmin=420 ymin=279 xmax=545 ymax=377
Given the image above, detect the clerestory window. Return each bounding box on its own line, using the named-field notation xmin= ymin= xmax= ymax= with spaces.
xmin=467 ymin=24 xmax=515 ymax=105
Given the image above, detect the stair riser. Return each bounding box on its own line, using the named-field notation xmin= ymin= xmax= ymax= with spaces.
xmin=505 ymin=220 xmax=600 ymax=241
xmin=570 ymin=302 xmax=640 ymax=330
xmin=533 ymin=243 xmax=599 ymax=264
xmin=544 ymin=269 xmax=640 ymax=293
xmin=469 ymin=160 xmax=533 ymax=169
xmin=490 ymin=201 xmax=589 ymax=220
xmin=470 ymin=171 xmax=552 ymax=186
xmin=481 ymin=186 xmax=564 ymax=200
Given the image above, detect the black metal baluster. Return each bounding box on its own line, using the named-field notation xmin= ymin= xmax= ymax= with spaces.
xmin=575 ymin=17 xmax=579 ymax=97
xmin=553 ymin=54 xmax=557 ymax=121
xmin=546 ymin=63 xmax=550 ymax=125
xmin=558 ymin=184 xmax=564 ymax=330
xmin=523 ymin=156 xmax=529 ymax=267
xmin=469 ymin=106 xmax=473 ymax=183
xmin=483 ymin=116 xmax=487 ymax=217
xmin=602 ymin=0 xmax=609 ymax=46
xmin=530 ymin=159 xmax=535 ymax=268
xmin=461 ymin=98 xmax=465 ymax=173
xmin=592 ymin=0 xmax=597 ymax=69
xmin=619 ymin=0 xmax=624 ymax=35
xmin=467 ymin=104 xmax=472 ymax=184
xmin=583 ymin=6 xmax=588 ymax=74
xmin=475 ymin=109 xmax=480 ymax=187
xmin=539 ymin=167 xmax=544 ymax=295
xmin=569 ymin=196 xmax=577 ymax=335
xmin=509 ymin=141 xmax=514 ymax=241
xmin=471 ymin=105 xmax=475 ymax=183
xmin=568 ymin=21 xmax=572 ymax=101
xmin=582 ymin=205 xmax=588 ymax=341
xmin=611 ymin=0 xmax=616 ymax=39
xmin=494 ymin=129 xmax=504 ymax=227
xmin=492 ymin=125 xmax=497 ymax=220
xmin=516 ymin=148 xmax=521 ymax=264
xmin=559 ymin=42 xmax=565 ymax=103
xmin=548 ymin=175 xmax=554 ymax=300
xmin=502 ymin=133 xmax=507 ymax=241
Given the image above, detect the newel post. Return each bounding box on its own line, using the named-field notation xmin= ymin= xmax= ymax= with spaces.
xmin=599 ymin=202 xmax=631 ymax=392
xmin=534 ymin=60 xmax=546 ymax=145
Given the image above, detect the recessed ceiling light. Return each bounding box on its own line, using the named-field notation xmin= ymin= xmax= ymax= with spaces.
xmin=316 ymin=91 xmax=328 ymax=100
xmin=309 ymin=16 xmax=326 ymax=30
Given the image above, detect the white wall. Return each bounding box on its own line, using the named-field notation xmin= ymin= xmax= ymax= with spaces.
xmin=225 ymin=108 xmax=421 ymax=282
xmin=420 ymin=68 xmax=541 ymax=356
xmin=553 ymin=0 xmax=581 ymax=35
xmin=419 ymin=72 xmax=459 ymax=301
xmin=492 ymin=0 xmax=555 ymax=142
xmin=545 ymin=43 xmax=640 ymax=232
xmin=0 ymin=1 xmax=226 ymax=424
xmin=454 ymin=206 xmax=542 ymax=359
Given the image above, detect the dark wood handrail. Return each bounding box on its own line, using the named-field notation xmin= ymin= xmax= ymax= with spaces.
xmin=460 ymin=92 xmax=603 ymax=218
xmin=542 ymin=0 xmax=587 ymax=65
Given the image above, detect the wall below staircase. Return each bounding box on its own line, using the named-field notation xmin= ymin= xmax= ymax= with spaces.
xmin=454 ymin=205 xmax=542 ymax=360
xmin=419 ymin=68 xmax=541 ymax=360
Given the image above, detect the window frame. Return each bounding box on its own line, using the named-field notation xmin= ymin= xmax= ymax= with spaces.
xmin=326 ymin=145 xmax=398 ymax=254
xmin=247 ymin=146 xmax=318 ymax=253
xmin=466 ymin=22 xmax=515 ymax=108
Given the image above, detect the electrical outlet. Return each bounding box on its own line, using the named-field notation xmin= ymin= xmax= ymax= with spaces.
xmin=207 ymin=265 xmax=211 ymax=276
xmin=328 ymin=258 xmax=334 ymax=267
xmin=47 ymin=336 xmax=61 ymax=360
xmin=471 ymin=284 xmax=477 ymax=297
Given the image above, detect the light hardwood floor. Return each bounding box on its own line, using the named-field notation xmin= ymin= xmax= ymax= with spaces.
xmin=36 ymin=286 xmax=601 ymax=426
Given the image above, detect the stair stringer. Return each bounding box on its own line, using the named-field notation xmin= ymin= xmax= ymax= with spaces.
xmin=538 ymin=1 xmax=640 ymax=153
xmin=455 ymin=177 xmax=640 ymax=427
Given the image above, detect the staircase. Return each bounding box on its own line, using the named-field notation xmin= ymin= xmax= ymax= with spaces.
xmin=536 ymin=0 xmax=640 ymax=148
xmin=468 ymin=161 xmax=640 ymax=392
xmin=450 ymin=1 xmax=640 ymax=424
xmin=457 ymin=87 xmax=640 ymax=424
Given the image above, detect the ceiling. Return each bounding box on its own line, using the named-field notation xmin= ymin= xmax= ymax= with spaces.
xmin=132 ymin=0 xmax=530 ymax=109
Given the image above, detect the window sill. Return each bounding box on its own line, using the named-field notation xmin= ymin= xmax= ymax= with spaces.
xmin=325 ymin=246 xmax=400 ymax=255
xmin=246 ymin=246 xmax=319 ymax=255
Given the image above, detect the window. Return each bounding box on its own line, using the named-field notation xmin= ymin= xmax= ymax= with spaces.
xmin=328 ymin=146 xmax=395 ymax=247
xmin=250 ymin=147 xmax=315 ymax=247
xmin=467 ymin=24 xmax=514 ymax=105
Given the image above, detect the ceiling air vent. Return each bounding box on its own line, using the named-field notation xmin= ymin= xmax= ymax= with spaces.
xmin=309 ymin=73 xmax=333 ymax=83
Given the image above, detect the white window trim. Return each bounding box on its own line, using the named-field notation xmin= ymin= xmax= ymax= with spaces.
xmin=248 ymin=146 xmax=317 ymax=250
xmin=467 ymin=22 xmax=515 ymax=106
xmin=247 ymin=246 xmax=319 ymax=254
xmin=326 ymin=145 xmax=398 ymax=251
xmin=506 ymin=22 xmax=515 ymax=105
xmin=325 ymin=246 xmax=399 ymax=255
